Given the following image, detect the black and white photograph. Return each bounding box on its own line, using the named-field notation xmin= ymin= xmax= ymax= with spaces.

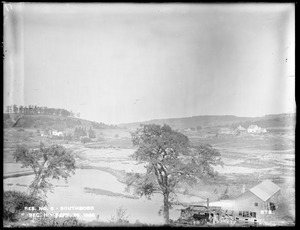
xmin=3 ymin=3 xmax=295 ymax=227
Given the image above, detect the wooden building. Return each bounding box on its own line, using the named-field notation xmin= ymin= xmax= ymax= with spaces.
xmin=209 ymin=180 xmax=281 ymax=224
xmin=234 ymin=180 xmax=281 ymax=221
xmin=235 ymin=125 xmax=247 ymax=135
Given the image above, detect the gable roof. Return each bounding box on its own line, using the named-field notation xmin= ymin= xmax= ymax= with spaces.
xmin=249 ymin=180 xmax=281 ymax=202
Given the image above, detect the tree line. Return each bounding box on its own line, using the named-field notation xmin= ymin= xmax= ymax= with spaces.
xmin=74 ymin=127 xmax=96 ymax=139
xmin=5 ymin=105 xmax=80 ymax=118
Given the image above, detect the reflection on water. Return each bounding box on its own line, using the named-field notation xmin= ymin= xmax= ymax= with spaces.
xmin=4 ymin=169 xmax=180 ymax=224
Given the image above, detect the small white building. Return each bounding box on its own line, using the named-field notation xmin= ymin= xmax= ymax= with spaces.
xmin=46 ymin=129 xmax=64 ymax=137
xmin=247 ymin=125 xmax=267 ymax=134
xmin=52 ymin=130 xmax=64 ymax=137
xmin=236 ymin=125 xmax=247 ymax=135
xmin=261 ymin=128 xmax=267 ymax=133
xmin=40 ymin=130 xmax=48 ymax=137
xmin=247 ymin=125 xmax=260 ymax=133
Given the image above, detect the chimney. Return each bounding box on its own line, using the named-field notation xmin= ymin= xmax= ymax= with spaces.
xmin=242 ymin=184 xmax=245 ymax=193
xmin=207 ymin=198 xmax=209 ymax=208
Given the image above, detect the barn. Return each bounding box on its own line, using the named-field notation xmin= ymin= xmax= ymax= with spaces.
xmin=233 ymin=180 xmax=281 ymax=220
xmin=208 ymin=180 xmax=281 ymax=223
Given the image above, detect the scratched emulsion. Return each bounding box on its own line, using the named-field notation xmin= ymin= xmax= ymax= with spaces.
xmin=4 ymin=3 xmax=25 ymax=108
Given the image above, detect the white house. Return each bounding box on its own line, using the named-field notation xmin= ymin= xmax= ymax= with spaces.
xmin=52 ymin=130 xmax=64 ymax=137
xmin=247 ymin=125 xmax=267 ymax=134
xmin=46 ymin=129 xmax=64 ymax=137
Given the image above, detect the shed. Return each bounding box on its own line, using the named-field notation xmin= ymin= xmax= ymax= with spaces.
xmin=233 ymin=180 xmax=281 ymax=220
xmin=236 ymin=125 xmax=247 ymax=135
xmin=236 ymin=125 xmax=246 ymax=131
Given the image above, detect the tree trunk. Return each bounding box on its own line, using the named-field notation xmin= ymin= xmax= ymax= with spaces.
xmin=163 ymin=192 xmax=170 ymax=225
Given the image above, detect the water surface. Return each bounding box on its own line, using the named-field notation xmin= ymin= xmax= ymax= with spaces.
xmin=4 ymin=169 xmax=180 ymax=224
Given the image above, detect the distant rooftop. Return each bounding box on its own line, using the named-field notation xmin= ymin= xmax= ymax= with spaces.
xmin=236 ymin=125 xmax=246 ymax=130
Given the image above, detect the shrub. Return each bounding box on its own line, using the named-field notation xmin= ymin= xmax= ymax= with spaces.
xmin=74 ymin=127 xmax=87 ymax=139
xmin=64 ymin=133 xmax=73 ymax=141
xmin=37 ymin=216 xmax=83 ymax=226
xmin=109 ymin=207 xmax=130 ymax=225
xmin=51 ymin=135 xmax=63 ymax=140
xmin=88 ymin=127 xmax=96 ymax=138
xmin=219 ymin=187 xmax=230 ymax=200
xmin=81 ymin=136 xmax=91 ymax=144
xmin=3 ymin=190 xmax=47 ymax=221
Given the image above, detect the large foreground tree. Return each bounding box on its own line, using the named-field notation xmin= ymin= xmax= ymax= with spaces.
xmin=14 ymin=143 xmax=76 ymax=198
xmin=126 ymin=124 xmax=223 ymax=224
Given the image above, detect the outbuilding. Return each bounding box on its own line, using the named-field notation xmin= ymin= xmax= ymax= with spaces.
xmin=233 ymin=180 xmax=281 ymax=220
xmin=236 ymin=125 xmax=247 ymax=135
xmin=209 ymin=180 xmax=281 ymax=223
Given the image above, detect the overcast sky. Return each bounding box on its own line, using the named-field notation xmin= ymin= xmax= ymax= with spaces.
xmin=4 ymin=3 xmax=295 ymax=124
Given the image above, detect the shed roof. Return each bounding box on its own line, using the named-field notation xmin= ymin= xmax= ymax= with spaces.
xmin=236 ymin=126 xmax=246 ymax=131
xmin=249 ymin=180 xmax=281 ymax=202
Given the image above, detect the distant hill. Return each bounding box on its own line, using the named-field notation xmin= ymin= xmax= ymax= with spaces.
xmin=234 ymin=114 xmax=296 ymax=130
xmin=3 ymin=113 xmax=117 ymax=130
xmin=120 ymin=113 xmax=296 ymax=131
xmin=4 ymin=113 xmax=295 ymax=132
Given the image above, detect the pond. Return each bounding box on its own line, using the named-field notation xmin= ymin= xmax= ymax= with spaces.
xmin=4 ymin=168 xmax=181 ymax=224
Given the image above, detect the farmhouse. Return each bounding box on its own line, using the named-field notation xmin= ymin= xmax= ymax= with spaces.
xmin=247 ymin=125 xmax=260 ymax=133
xmin=247 ymin=125 xmax=267 ymax=134
xmin=45 ymin=129 xmax=64 ymax=137
xmin=53 ymin=130 xmax=64 ymax=136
